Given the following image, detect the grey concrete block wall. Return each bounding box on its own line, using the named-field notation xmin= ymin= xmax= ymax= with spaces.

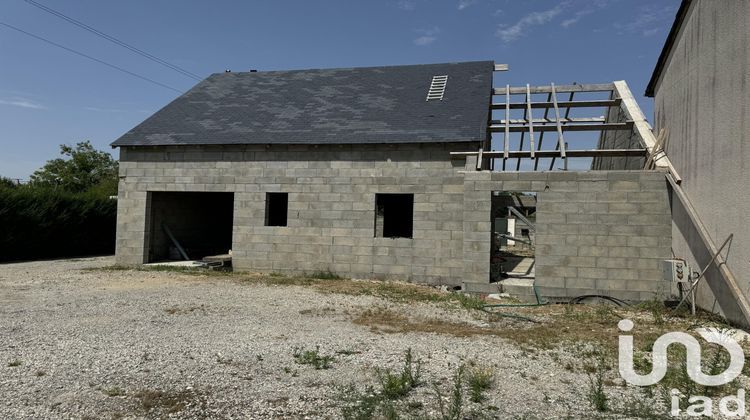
xmin=116 ymin=143 xmax=469 ymax=285
xmin=461 ymin=170 xmax=672 ymax=301
xmin=116 ymin=142 xmax=673 ymax=300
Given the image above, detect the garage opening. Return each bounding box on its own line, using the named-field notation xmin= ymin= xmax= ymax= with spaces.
xmin=491 ymin=191 xmax=536 ymax=282
xmin=146 ymin=192 xmax=234 ymax=263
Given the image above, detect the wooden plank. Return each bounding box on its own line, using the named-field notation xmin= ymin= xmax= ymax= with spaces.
xmin=494 ymin=63 xmax=509 ymax=71
xmin=644 ymin=128 xmax=667 ymax=169
xmin=533 ymin=92 xmax=553 ymax=170
xmin=526 ymin=84 xmax=535 ymax=160
xmin=491 ymin=98 xmax=621 ymax=110
xmin=550 ymin=91 xmax=576 ymax=170
xmin=503 ymin=84 xmax=510 ymax=165
xmin=476 ymin=148 xmax=483 ymax=170
xmin=613 ymin=80 xmax=681 ymax=183
xmin=489 ymin=122 xmax=633 ymax=133
xmin=550 ymin=83 xmax=566 ymax=161
xmin=450 ymin=149 xmax=647 ymax=158
xmin=490 ymin=117 xmax=605 ymax=125
xmin=493 ymin=83 xmax=615 ymax=95
xmin=162 ymin=224 xmax=190 ymax=261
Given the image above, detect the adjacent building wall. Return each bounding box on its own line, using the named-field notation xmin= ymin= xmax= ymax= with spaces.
xmin=116 ymin=143 xmax=469 ymax=285
xmin=651 ymin=0 xmax=750 ymax=322
xmin=462 ymin=170 xmax=672 ymax=302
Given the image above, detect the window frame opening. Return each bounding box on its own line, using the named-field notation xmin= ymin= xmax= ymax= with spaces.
xmin=265 ymin=192 xmax=288 ymax=227
xmin=374 ymin=193 xmax=414 ymax=239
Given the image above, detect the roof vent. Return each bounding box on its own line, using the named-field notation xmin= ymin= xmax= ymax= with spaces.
xmin=426 ymin=75 xmax=448 ymax=101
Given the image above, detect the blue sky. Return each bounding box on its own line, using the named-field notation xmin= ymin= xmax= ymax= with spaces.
xmin=0 ymin=0 xmax=679 ymax=179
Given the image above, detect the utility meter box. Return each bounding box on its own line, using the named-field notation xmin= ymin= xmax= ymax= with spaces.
xmin=662 ymin=259 xmax=689 ymax=283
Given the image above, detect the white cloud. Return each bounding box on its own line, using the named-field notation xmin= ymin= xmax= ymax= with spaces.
xmin=414 ymin=36 xmax=437 ymax=46
xmin=560 ymin=0 xmax=615 ymax=28
xmin=496 ymin=2 xmax=568 ymax=43
xmin=397 ymin=0 xmax=417 ymax=10
xmin=458 ymin=0 xmax=476 ymax=11
xmin=616 ymin=4 xmax=675 ymax=36
xmin=0 ymin=98 xmax=45 ymax=109
xmin=413 ymin=26 xmax=440 ymax=46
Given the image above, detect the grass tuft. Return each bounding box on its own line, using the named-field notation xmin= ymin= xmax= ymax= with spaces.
xmin=466 ymin=363 xmax=494 ymax=403
xmin=376 ymin=348 xmax=422 ymax=400
xmin=104 ymin=386 xmax=126 ymax=397
xmin=293 ymin=346 xmax=334 ymax=370
xmin=308 ymin=270 xmax=343 ymax=280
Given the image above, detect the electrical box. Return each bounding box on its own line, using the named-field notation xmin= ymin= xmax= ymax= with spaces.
xmin=662 ymin=259 xmax=690 ymax=283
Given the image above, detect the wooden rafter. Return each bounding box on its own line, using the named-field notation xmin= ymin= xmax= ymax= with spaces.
xmin=491 ymin=99 xmax=621 ymax=110
xmin=452 ymin=149 xmax=647 ymax=159
xmin=550 ymin=83 xmax=566 ymax=162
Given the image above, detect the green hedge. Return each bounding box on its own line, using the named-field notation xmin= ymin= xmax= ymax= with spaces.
xmin=0 ymin=186 xmax=116 ymax=262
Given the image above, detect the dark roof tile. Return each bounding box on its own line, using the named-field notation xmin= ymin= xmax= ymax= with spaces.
xmin=112 ymin=60 xmax=493 ymax=147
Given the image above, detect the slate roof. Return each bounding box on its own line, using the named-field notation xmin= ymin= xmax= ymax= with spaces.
xmin=111 ymin=61 xmax=493 ymax=147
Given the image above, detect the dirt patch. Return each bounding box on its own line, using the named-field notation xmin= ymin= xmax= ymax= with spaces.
xmin=353 ymin=308 xmax=498 ymax=337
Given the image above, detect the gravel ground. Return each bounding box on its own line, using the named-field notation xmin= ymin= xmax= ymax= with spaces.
xmin=0 ymin=257 xmax=666 ymax=419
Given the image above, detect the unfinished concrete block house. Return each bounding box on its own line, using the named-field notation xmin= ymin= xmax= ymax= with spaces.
xmin=112 ymin=60 xmax=678 ymax=305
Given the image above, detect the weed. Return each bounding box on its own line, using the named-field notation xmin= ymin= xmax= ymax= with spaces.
xmin=466 ymin=364 xmax=494 ymax=403
xmin=340 ymin=385 xmax=380 ymax=420
xmin=335 ymin=349 xmax=362 ymax=356
xmin=35 ymin=370 xmax=46 ymax=377
xmin=7 ymin=359 xmax=21 ymax=367
xmin=293 ymin=346 xmax=334 ymax=370
xmin=308 ymin=270 xmax=343 ymax=280
xmin=256 ymin=354 xmax=264 ymax=362
xmin=104 ymin=387 xmax=126 ymax=397
xmin=452 ymin=293 xmax=485 ymax=311
xmin=377 ymin=349 xmax=422 ymax=400
xmin=435 ymin=365 xmax=464 ymax=420
xmin=586 ymin=353 xmax=608 ymax=412
xmin=638 ymin=299 xmax=665 ymax=325
xmin=164 ymin=304 xmax=205 ymax=315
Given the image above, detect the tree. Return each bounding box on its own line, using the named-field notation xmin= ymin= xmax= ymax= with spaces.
xmin=30 ymin=141 xmax=118 ymax=194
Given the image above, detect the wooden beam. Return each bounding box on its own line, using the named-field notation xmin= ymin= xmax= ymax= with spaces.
xmin=476 ymin=148 xmax=483 ymax=170
xmin=503 ymin=84 xmax=510 ymax=166
xmin=490 ymin=117 xmax=606 ymax=125
xmin=550 ymin=90 xmax=575 ymax=170
xmin=613 ymin=80 xmax=682 ymax=183
xmin=491 ymin=98 xmax=621 ymax=110
xmin=451 ymin=149 xmax=648 ymax=158
xmin=526 ymin=84 xmax=535 ymax=160
xmin=551 ymin=83 xmax=566 ymax=161
xmin=493 ymin=83 xmax=615 ymax=95
xmin=489 ymin=122 xmax=633 ymax=133
xmin=533 ymin=91 xmax=553 ymax=170
xmin=494 ymin=63 xmax=509 ymax=71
